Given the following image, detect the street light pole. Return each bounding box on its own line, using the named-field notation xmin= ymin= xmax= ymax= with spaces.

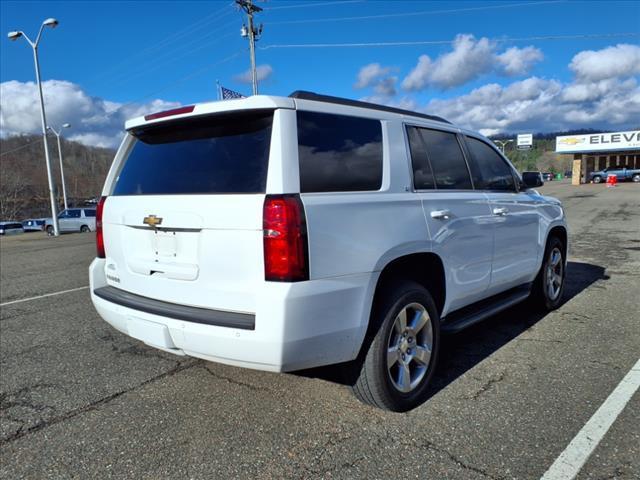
xmin=8 ymin=19 xmax=61 ymax=236
xmin=494 ymin=139 xmax=514 ymax=154
xmin=48 ymin=123 xmax=71 ymax=211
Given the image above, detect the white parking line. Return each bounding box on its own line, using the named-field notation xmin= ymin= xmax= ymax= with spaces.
xmin=540 ymin=358 xmax=640 ymax=480
xmin=0 ymin=286 xmax=90 ymax=307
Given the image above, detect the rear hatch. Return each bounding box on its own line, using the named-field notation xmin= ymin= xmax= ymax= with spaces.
xmin=101 ymin=110 xmax=274 ymax=314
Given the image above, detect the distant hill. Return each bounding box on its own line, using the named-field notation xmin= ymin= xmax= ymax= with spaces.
xmin=0 ymin=135 xmax=115 ymax=219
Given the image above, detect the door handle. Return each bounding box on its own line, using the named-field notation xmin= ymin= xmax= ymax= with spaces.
xmin=430 ymin=209 xmax=451 ymax=220
xmin=492 ymin=207 xmax=509 ymax=216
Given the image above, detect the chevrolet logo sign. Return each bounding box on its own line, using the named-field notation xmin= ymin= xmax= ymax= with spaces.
xmin=559 ymin=137 xmax=585 ymax=145
xmin=143 ymin=215 xmax=163 ymax=228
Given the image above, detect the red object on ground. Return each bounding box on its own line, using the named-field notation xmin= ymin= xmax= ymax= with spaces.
xmin=606 ymin=174 xmax=617 ymax=187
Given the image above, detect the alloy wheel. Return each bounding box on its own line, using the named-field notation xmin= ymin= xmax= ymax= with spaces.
xmin=386 ymin=303 xmax=433 ymax=393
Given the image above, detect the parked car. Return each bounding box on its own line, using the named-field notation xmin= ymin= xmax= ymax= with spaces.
xmin=0 ymin=221 xmax=25 ymax=236
xmin=589 ymin=166 xmax=640 ymax=184
xmin=45 ymin=207 xmax=97 ymax=235
xmin=89 ymin=92 xmax=568 ymax=411
xmin=22 ymin=218 xmax=46 ymax=232
xmin=542 ymin=172 xmax=554 ymax=181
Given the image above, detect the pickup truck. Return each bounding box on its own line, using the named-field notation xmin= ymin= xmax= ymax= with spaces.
xmin=589 ymin=166 xmax=640 ymax=184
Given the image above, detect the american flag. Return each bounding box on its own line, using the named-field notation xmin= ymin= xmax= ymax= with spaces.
xmin=220 ymin=86 xmax=246 ymax=100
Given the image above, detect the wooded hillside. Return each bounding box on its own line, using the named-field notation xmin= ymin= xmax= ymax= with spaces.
xmin=0 ymin=135 xmax=115 ymax=220
xmin=1 ymin=128 xmax=627 ymax=220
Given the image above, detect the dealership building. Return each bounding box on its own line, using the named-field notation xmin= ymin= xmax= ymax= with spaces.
xmin=555 ymin=130 xmax=640 ymax=185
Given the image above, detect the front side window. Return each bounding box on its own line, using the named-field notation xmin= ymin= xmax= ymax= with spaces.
xmin=411 ymin=128 xmax=472 ymax=190
xmin=465 ymin=136 xmax=516 ymax=191
xmin=113 ymin=111 xmax=274 ymax=195
xmin=68 ymin=209 xmax=82 ymax=218
xmin=297 ymin=111 xmax=383 ymax=192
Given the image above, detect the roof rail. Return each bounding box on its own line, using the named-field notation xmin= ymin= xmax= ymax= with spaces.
xmin=289 ymin=90 xmax=451 ymax=124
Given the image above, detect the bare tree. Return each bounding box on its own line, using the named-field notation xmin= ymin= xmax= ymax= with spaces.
xmin=0 ymin=166 xmax=28 ymax=219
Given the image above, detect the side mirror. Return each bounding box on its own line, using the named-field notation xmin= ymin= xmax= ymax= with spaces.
xmin=522 ymin=172 xmax=543 ymax=188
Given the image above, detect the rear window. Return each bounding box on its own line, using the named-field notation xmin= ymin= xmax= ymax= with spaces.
xmin=113 ymin=111 xmax=273 ymax=195
xmin=297 ymin=111 xmax=383 ymax=192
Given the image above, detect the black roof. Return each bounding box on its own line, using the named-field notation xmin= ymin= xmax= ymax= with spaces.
xmin=289 ymin=90 xmax=451 ymax=125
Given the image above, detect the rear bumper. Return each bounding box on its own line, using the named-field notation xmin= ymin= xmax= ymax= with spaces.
xmin=89 ymin=258 xmax=375 ymax=372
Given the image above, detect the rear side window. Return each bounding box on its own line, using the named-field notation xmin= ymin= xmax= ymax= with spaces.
xmin=297 ymin=111 xmax=383 ymax=192
xmin=406 ymin=127 xmax=435 ymax=189
xmin=113 ymin=111 xmax=273 ymax=195
xmin=410 ymin=128 xmax=472 ymax=190
xmin=465 ymin=136 xmax=516 ymax=191
xmin=84 ymin=210 xmax=96 ymax=218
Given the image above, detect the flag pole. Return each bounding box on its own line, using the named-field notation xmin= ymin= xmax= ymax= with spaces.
xmin=216 ymin=80 xmax=221 ymax=100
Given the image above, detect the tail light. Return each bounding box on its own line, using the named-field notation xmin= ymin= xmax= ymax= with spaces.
xmin=144 ymin=105 xmax=195 ymax=121
xmin=96 ymin=196 xmax=107 ymax=258
xmin=263 ymin=194 xmax=309 ymax=282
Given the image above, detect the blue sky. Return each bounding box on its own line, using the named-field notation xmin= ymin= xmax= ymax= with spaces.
xmin=1 ymin=0 xmax=639 ymax=146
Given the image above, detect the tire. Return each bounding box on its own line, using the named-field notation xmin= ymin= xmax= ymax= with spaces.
xmin=351 ymin=280 xmax=440 ymax=412
xmin=592 ymin=175 xmax=602 ymax=184
xmin=80 ymin=225 xmax=90 ymax=233
xmin=530 ymin=236 xmax=565 ymax=311
xmin=46 ymin=226 xmax=54 ymax=236
xmin=632 ymin=174 xmax=640 ymax=183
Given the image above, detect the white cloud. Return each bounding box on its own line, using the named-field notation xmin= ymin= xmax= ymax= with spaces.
xmin=0 ymin=80 xmax=179 ymax=148
xmin=360 ymin=40 xmax=639 ymax=133
xmin=496 ymin=46 xmax=544 ymax=76
xmin=402 ymin=34 xmax=494 ymax=90
xmin=354 ymin=63 xmax=398 ymax=98
xmin=424 ymin=76 xmax=640 ymax=134
xmin=569 ymin=44 xmax=640 ymax=81
xmin=354 ymin=63 xmax=392 ymax=89
xmin=360 ymin=95 xmax=418 ymax=111
xmin=401 ymin=34 xmax=543 ymax=91
xmin=234 ymin=64 xmax=273 ymax=84
xmin=373 ymin=76 xmax=398 ymax=96
xmin=400 ymin=55 xmax=433 ymax=92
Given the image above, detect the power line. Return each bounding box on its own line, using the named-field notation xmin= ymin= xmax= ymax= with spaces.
xmin=259 ymin=32 xmax=640 ymax=49
xmin=86 ymin=3 xmax=236 ymax=85
xmin=106 ymin=29 xmax=237 ymax=88
xmin=267 ymin=0 xmax=565 ymax=25
xmin=3 ymin=50 xmax=245 ymax=146
xmin=0 ymin=138 xmax=42 ymax=157
xmin=264 ymin=0 xmax=363 ymax=10
xmin=104 ymin=49 xmax=246 ymax=119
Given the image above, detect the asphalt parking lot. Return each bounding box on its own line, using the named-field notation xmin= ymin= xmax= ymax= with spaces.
xmin=1 ymin=181 xmax=638 ymax=479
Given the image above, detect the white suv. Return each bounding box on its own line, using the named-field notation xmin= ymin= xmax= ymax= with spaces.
xmin=90 ymin=92 xmax=567 ymax=411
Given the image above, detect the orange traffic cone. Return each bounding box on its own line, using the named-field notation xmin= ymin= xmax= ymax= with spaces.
xmin=607 ymin=174 xmax=617 ymax=187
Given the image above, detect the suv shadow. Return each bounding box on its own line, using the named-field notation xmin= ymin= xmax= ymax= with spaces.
xmin=295 ymin=261 xmax=609 ymax=396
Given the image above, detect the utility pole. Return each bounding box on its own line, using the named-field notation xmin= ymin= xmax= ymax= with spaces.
xmin=236 ymin=0 xmax=263 ymax=95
